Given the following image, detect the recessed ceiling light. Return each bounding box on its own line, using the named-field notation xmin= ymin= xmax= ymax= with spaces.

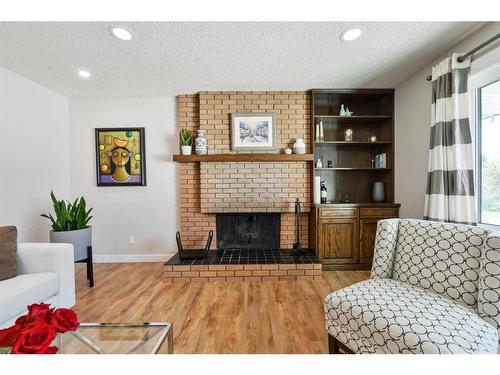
xmin=340 ymin=28 xmax=362 ymax=42
xmin=109 ymin=26 xmax=133 ymax=41
xmin=78 ymin=70 xmax=90 ymax=79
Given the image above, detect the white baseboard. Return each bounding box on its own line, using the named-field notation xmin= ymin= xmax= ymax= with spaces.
xmin=93 ymin=253 xmax=174 ymax=263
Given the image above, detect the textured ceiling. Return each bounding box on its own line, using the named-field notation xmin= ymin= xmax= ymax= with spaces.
xmin=0 ymin=22 xmax=484 ymax=97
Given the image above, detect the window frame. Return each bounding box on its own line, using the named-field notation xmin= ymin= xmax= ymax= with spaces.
xmin=470 ymin=62 xmax=500 ymax=230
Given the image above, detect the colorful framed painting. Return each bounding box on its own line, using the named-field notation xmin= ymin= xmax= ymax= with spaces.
xmin=230 ymin=112 xmax=277 ymax=152
xmin=95 ymin=128 xmax=146 ymax=186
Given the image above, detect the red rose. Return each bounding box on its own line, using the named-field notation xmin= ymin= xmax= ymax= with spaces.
xmin=16 ymin=303 xmax=54 ymax=325
xmin=11 ymin=322 xmax=56 ymax=354
xmin=0 ymin=324 xmax=25 ymax=347
xmin=50 ymin=308 xmax=79 ymax=333
xmin=44 ymin=346 xmax=59 ymax=354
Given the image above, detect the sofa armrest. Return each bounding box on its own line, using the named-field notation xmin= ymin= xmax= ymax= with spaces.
xmin=478 ymin=234 xmax=500 ymax=353
xmin=370 ymin=219 xmax=400 ymax=279
xmin=17 ymin=243 xmax=76 ymax=308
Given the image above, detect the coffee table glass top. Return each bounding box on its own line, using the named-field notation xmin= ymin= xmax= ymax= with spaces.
xmin=58 ymin=323 xmax=173 ymax=354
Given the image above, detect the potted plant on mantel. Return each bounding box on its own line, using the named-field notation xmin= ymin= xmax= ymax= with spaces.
xmin=41 ymin=191 xmax=93 ymax=262
xmin=180 ymin=128 xmax=193 ymax=155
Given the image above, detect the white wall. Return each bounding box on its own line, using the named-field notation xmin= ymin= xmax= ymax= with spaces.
xmin=0 ymin=66 xmax=70 ymax=242
xmin=69 ymin=98 xmax=178 ymax=261
xmin=395 ymin=23 xmax=500 ymax=219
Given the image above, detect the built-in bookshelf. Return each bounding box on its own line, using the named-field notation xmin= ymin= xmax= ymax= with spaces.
xmin=311 ymin=89 xmax=395 ymax=203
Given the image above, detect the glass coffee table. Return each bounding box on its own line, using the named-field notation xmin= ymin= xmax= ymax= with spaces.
xmin=57 ymin=323 xmax=173 ymax=354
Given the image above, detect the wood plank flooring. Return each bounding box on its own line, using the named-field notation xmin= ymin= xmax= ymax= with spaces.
xmin=74 ymin=263 xmax=369 ymax=353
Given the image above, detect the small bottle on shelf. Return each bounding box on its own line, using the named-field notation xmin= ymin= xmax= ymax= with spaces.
xmin=320 ymin=180 xmax=327 ymax=204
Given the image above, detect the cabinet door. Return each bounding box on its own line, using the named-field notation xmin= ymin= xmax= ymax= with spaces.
xmin=319 ymin=219 xmax=358 ymax=264
xmin=359 ymin=219 xmax=379 ymax=265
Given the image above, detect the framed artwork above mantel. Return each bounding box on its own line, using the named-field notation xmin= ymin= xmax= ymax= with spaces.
xmin=230 ymin=112 xmax=277 ymax=152
xmin=95 ymin=127 xmax=147 ymax=186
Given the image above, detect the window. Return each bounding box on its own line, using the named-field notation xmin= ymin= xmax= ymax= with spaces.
xmin=477 ymin=78 xmax=500 ymax=226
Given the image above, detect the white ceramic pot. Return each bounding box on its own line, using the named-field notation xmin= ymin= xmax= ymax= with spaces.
xmin=293 ymin=139 xmax=306 ymax=154
xmin=50 ymin=227 xmax=91 ymax=261
xmin=181 ymin=145 xmax=192 ymax=155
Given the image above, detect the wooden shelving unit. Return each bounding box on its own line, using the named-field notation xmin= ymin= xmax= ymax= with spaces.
xmin=310 ymin=89 xmax=398 ymax=271
xmin=173 ymin=154 xmax=314 ymax=163
xmin=311 ymin=88 xmax=395 ymax=203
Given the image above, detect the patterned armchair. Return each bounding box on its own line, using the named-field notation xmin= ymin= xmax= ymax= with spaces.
xmin=324 ymin=219 xmax=500 ymax=354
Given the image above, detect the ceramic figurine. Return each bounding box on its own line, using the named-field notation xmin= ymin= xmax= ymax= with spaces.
xmin=344 ymin=128 xmax=353 ymax=142
xmin=368 ymin=135 xmax=377 ymax=142
xmin=345 ymin=106 xmax=353 ymax=116
xmin=327 ymin=160 xmax=333 ymax=168
xmin=284 ymin=148 xmax=292 ymax=155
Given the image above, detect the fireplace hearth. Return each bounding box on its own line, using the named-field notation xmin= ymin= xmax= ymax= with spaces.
xmin=165 ymin=214 xmax=321 ymax=282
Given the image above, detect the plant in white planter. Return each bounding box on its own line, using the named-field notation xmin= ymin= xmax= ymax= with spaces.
xmin=41 ymin=191 xmax=93 ymax=261
xmin=180 ymin=128 xmax=193 ymax=155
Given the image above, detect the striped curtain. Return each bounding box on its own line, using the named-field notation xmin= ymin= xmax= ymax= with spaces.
xmin=424 ymin=53 xmax=476 ymax=225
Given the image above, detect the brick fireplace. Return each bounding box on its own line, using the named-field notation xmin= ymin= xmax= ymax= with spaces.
xmin=177 ymin=91 xmax=312 ymax=250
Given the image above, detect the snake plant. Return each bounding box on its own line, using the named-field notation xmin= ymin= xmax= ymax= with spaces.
xmin=180 ymin=128 xmax=193 ymax=146
xmin=41 ymin=191 xmax=93 ymax=232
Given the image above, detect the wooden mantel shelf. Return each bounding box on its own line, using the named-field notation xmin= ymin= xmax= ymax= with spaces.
xmin=173 ymin=154 xmax=314 ymax=163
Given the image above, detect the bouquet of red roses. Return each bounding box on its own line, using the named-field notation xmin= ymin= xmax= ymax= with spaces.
xmin=0 ymin=303 xmax=79 ymax=354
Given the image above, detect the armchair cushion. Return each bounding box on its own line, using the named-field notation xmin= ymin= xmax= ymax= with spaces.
xmin=325 ymin=278 xmax=498 ymax=354
xmin=392 ymin=219 xmax=487 ymax=309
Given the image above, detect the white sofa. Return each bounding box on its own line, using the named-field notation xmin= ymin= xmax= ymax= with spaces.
xmin=324 ymin=219 xmax=500 ymax=354
xmin=0 ymin=243 xmax=75 ymax=328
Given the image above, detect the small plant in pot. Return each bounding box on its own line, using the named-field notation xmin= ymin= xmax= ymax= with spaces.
xmin=41 ymin=191 xmax=93 ymax=262
xmin=180 ymin=128 xmax=193 ymax=155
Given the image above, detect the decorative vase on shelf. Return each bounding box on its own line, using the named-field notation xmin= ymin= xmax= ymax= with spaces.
xmin=195 ymin=129 xmax=208 ymax=155
xmin=315 ymin=158 xmax=323 ymax=168
xmin=293 ymin=138 xmax=306 ymax=154
xmin=372 ymin=182 xmax=385 ymax=203
xmin=340 ymin=104 xmax=347 ymax=116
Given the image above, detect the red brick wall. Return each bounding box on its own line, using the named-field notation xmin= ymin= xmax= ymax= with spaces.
xmin=198 ymin=91 xmax=310 ymax=154
xmin=177 ymin=91 xmax=310 ymax=249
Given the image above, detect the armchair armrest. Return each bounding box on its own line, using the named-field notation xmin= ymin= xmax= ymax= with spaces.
xmin=17 ymin=243 xmax=76 ymax=308
xmin=370 ymin=219 xmax=400 ymax=279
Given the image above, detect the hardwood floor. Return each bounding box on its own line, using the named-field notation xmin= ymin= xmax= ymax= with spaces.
xmin=74 ymin=263 xmax=369 ymax=353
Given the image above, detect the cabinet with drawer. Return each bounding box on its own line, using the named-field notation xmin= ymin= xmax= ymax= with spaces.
xmin=311 ymin=203 xmax=400 ymax=270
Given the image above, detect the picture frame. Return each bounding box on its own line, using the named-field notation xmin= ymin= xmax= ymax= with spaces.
xmin=95 ymin=127 xmax=147 ymax=186
xmin=230 ymin=112 xmax=277 ymax=152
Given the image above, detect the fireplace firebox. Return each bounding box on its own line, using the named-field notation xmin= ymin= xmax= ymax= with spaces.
xmin=216 ymin=213 xmax=280 ymax=250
